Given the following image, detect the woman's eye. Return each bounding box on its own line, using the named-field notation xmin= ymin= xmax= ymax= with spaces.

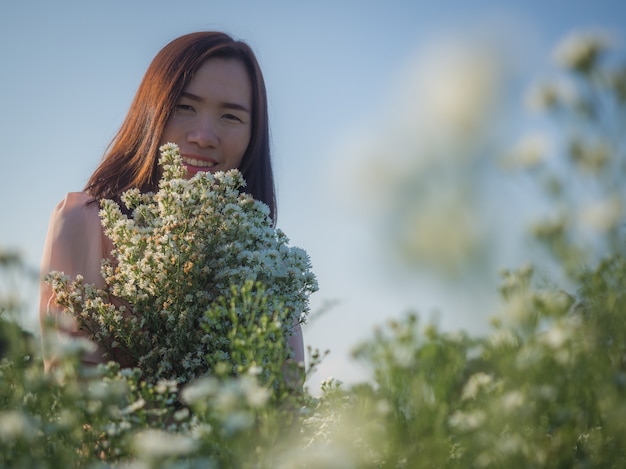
xmin=175 ymin=104 xmax=195 ymax=113
xmin=223 ymin=113 xmax=242 ymax=122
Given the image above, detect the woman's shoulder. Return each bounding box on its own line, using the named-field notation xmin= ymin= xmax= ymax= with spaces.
xmin=40 ymin=193 xmax=109 ymax=314
xmin=42 ymin=192 xmax=110 ymax=281
xmin=55 ymin=191 xmax=96 ymax=210
xmin=53 ymin=191 xmax=98 ymax=216
xmin=49 ymin=192 xmax=101 ymax=235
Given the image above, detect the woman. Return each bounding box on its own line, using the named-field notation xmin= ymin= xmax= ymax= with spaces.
xmin=40 ymin=31 xmax=304 ymax=373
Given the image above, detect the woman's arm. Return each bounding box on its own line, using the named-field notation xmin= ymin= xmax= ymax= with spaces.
xmin=39 ymin=193 xmax=108 ymax=372
xmin=282 ymin=320 xmax=305 ymax=390
xmin=287 ymin=320 xmax=304 ymax=364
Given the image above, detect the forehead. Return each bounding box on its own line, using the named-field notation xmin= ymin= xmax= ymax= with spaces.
xmin=185 ymin=57 xmax=252 ymax=102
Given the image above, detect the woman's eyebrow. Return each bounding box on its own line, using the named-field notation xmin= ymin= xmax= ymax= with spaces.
xmin=180 ymin=91 xmax=203 ymax=102
xmin=180 ymin=91 xmax=250 ymax=113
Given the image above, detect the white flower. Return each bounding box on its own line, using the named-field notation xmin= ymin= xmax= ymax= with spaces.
xmin=375 ymin=399 xmax=391 ymax=416
xmin=241 ymin=376 xmax=271 ymax=408
xmin=274 ymin=442 xmax=357 ymax=469
xmin=448 ymin=410 xmax=487 ymax=431
xmin=396 ymin=189 xmax=483 ymax=272
xmin=0 ymin=411 xmax=36 ymax=443
xmin=500 ymin=390 xmax=525 ymax=411
xmin=87 ymin=380 xmax=116 ymax=400
xmin=580 ymin=197 xmax=622 ymax=232
xmin=46 ymin=331 xmax=97 ymax=359
xmin=534 ymin=385 xmax=557 ymax=401
xmin=133 ymin=429 xmax=197 ymax=459
xmin=173 ymin=407 xmax=190 ymax=422
xmin=155 ymin=380 xmax=178 ymax=395
xmin=504 ymin=133 xmax=550 ymax=170
xmin=390 ymin=342 xmax=414 ymax=368
xmin=122 ymin=398 xmax=146 ymax=414
xmin=496 ymin=434 xmax=524 ymax=455
xmin=502 ymin=293 xmax=533 ymax=324
xmin=407 ymin=40 xmax=503 ymax=140
xmin=554 ymin=30 xmax=613 ymax=72
xmin=488 ymin=328 xmax=519 ymax=348
xmin=541 ymin=324 xmax=568 ymax=350
xmin=214 ymin=381 xmax=240 ymax=412
xmin=222 ymin=411 xmax=254 ymax=434
xmin=525 ymin=77 xmax=580 ymax=112
xmin=461 ymin=372 xmax=494 ymax=400
xmin=181 ymin=377 xmax=218 ymax=405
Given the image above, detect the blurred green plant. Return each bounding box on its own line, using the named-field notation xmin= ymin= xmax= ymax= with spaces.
xmin=1 ymin=253 xmax=309 ymax=468
xmin=509 ymin=30 xmax=626 ymax=278
xmin=310 ymin=28 xmax=626 ymax=468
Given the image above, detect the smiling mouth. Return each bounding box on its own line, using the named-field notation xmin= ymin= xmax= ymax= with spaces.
xmin=182 ymin=156 xmax=216 ymax=168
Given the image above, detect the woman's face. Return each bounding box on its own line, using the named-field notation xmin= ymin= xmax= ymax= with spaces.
xmin=161 ymin=57 xmax=252 ymax=179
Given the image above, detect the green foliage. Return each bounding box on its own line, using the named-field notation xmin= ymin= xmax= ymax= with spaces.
xmin=1 ymin=270 xmax=307 ymax=468
xmin=300 ymin=257 xmax=626 ymax=467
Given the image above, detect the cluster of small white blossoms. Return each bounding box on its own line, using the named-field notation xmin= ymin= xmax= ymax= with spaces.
xmin=48 ymin=143 xmax=317 ymax=384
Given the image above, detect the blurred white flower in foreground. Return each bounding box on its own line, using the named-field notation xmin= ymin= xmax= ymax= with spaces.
xmin=461 ymin=372 xmax=494 ymax=400
xmin=333 ymin=34 xmax=508 ymax=276
xmin=275 ymin=442 xmax=357 ymax=469
xmin=133 ymin=429 xmax=197 ymax=460
xmin=525 ymin=76 xmax=580 ymax=112
xmin=579 ymin=196 xmax=622 ymax=232
xmin=503 ymin=133 xmax=551 ymax=170
xmin=0 ymin=410 xmax=36 ymax=443
xmin=399 ymin=41 xmax=503 ymax=144
xmin=554 ymin=30 xmax=614 ymax=73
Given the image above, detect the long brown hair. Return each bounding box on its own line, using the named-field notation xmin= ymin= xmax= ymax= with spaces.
xmin=85 ymin=32 xmax=276 ymax=220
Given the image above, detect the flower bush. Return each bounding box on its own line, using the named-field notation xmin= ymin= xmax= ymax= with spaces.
xmin=45 ymin=143 xmax=318 ymax=385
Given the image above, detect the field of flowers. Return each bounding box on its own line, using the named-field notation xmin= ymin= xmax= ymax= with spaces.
xmin=1 ymin=30 xmax=626 ymax=468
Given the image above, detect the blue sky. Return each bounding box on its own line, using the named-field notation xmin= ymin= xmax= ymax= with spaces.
xmin=1 ymin=0 xmax=625 ymax=389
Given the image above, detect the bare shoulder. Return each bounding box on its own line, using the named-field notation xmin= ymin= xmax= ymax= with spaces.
xmin=45 ymin=192 xmax=105 ymax=256
xmin=42 ymin=192 xmax=108 ymax=284
xmin=50 ymin=192 xmax=99 ymax=232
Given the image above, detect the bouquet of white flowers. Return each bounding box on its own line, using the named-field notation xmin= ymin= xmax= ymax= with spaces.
xmin=47 ymin=143 xmax=318 ymax=385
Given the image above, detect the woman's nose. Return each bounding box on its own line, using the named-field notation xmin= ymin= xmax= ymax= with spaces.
xmin=187 ymin=118 xmax=218 ymax=148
